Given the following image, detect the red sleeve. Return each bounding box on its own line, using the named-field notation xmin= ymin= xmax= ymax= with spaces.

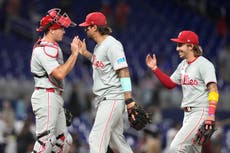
xmin=153 ymin=67 xmax=177 ymax=89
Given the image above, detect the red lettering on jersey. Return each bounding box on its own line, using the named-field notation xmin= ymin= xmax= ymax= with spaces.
xmin=92 ymin=55 xmax=104 ymax=68
xmin=182 ymin=75 xmax=198 ymax=85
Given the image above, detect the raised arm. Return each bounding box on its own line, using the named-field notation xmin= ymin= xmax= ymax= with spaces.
xmin=51 ymin=36 xmax=80 ymax=80
xmin=146 ymin=54 xmax=177 ymax=89
xmin=78 ymin=38 xmax=93 ymax=61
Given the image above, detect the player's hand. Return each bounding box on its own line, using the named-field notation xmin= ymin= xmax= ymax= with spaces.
xmin=205 ymin=115 xmax=215 ymax=130
xmin=127 ymin=101 xmax=136 ymax=109
xmin=146 ymin=54 xmax=157 ymax=70
xmin=193 ymin=119 xmax=215 ymax=145
xmin=127 ymin=101 xmax=136 ymax=121
xmin=71 ymin=36 xmax=80 ymax=55
xmin=78 ymin=39 xmax=88 ymax=56
xmin=126 ymin=101 xmax=152 ymax=130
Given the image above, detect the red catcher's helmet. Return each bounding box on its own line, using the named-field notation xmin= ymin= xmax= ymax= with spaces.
xmin=37 ymin=8 xmax=76 ymax=32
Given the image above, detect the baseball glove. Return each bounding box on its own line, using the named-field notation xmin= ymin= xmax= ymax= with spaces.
xmin=64 ymin=108 xmax=73 ymax=127
xmin=193 ymin=120 xmax=216 ymax=145
xmin=127 ymin=103 xmax=152 ymax=130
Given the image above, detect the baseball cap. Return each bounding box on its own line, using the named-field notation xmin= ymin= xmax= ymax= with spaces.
xmin=79 ymin=12 xmax=107 ymax=27
xmin=170 ymin=30 xmax=199 ymax=45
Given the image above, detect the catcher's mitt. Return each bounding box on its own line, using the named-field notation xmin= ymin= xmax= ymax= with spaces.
xmin=127 ymin=103 xmax=151 ymax=130
xmin=193 ymin=120 xmax=216 ymax=145
xmin=64 ymin=108 xmax=73 ymax=127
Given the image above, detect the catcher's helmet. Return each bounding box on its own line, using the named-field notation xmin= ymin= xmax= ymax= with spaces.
xmin=37 ymin=8 xmax=76 ymax=32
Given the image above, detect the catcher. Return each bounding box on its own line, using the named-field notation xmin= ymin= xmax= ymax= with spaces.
xmin=30 ymin=8 xmax=79 ymax=153
xmin=146 ymin=30 xmax=219 ymax=152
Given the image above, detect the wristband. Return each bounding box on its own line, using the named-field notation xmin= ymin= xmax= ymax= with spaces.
xmin=125 ymin=98 xmax=134 ymax=105
xmin=208 ymin=92 xmax=219 ymax=102
xmin=120 ymin=77 xmax=132 ymax=92
xmin=208 ymin=106 xmax=216 ymax=116
xmin=208 ymin=101 xmax=218 ymax=116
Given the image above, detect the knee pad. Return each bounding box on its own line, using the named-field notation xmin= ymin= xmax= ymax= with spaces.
xmin=43 ymin=135 xmax=56 ymax=153
xmin=33 ymin=132 xmax=56 ymax=153
xmin=54 ymin=132 xmax=73 ymax=153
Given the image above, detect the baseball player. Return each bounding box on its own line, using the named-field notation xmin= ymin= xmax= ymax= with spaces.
xmin=146 ymin=30 xmax=219 ymax=153
xmin=78 ymin=12 xmax=136 ymax=153
xmin=30 ymin=8 xmax=80 ymax=153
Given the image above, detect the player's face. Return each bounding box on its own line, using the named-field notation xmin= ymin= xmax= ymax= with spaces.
xmin=52 ymin=28 xmax=65 ymax=42
xmin=176 ymin=43 xmax=193 ymax=59
xmin=84 ymin=25 xmax=95 ymax=39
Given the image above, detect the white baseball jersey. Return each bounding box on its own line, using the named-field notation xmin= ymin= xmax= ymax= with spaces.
xmin=31 ymin=41 xmax=64 ymax=90
xmin=92 ymin=35 xmax=128 ymax=98
xmin=30 ymin=40 xmax=68 ymax=152
xmin=89 ymin=35 xmax=133 ymax=153
xmin=170 ymin=56 xmax=217 ymax=108
xmin=168 ymin=56 xmax=217 ymax=153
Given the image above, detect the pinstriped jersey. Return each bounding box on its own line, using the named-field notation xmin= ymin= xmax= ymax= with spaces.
xmin=92 ymin=36 xmax=128 ymax=98
xmin=170 ymin=56 xmax=217 ymax=108
xmin=30 ymin=41 xmax=64 ymax=90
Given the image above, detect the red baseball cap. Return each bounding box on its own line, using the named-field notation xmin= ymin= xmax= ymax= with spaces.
xmin=170 ymin=30 xmax=199 ymax=45
xmin=79 ymin=12 xmax=107 ymax=27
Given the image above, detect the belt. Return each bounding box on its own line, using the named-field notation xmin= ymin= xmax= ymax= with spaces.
xmin=183 ymin=107 xmax=192 ymax=112
xmin=35 ymin=87 xmax=63 ymax=95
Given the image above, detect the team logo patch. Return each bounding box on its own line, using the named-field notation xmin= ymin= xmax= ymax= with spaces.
xmin=117 ymin=57 xmax=126 ymax=64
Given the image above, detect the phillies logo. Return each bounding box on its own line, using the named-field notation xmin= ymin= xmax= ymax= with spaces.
xmin=92 ymin=55 xmax=104 ymax=68
xmin=182 ymin=75 xmax=198 ymax=85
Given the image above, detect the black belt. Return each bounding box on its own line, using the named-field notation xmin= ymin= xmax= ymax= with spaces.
xmin=32 ymin=73 xmax=48 ymax=78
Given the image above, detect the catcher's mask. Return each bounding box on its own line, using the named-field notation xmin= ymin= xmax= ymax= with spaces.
xmin=37 ymin=8 xmax=76 ymax=32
